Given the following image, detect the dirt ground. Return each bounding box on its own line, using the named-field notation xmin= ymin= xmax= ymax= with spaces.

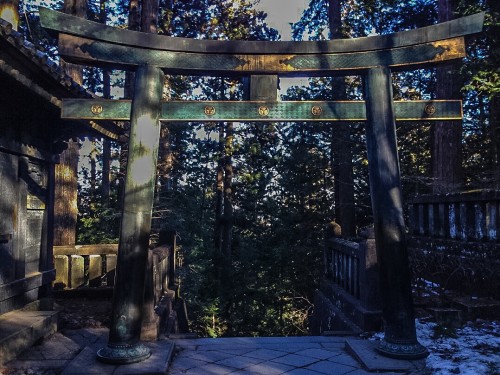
xmin=55 ymin=296 xmax=112 ymax=330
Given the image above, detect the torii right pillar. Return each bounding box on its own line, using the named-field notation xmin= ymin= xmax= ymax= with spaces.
xmin=364 ymin=66 xmax=428 ymax=359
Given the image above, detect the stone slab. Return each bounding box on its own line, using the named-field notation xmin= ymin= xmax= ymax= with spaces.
xmin=62 ymin=340 xmax=174 ymax=375
xmin=16 ymin=332 xmax=81 ymax=361
xmin=345 ymin=339 xmax=427 ymax=372
xmin=3 ymin=359 xmax=69 ymax=369
xmin=0 ymin=309 xmax=59 ymax=365
xmin=114 ymin=341 xmax=174 ymax=375
xmin=305 ymin=359 xmax=358 ymax=375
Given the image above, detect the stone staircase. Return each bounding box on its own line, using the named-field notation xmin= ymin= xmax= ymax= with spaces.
xmin=0 ymin=306 xmax=59 ymax=365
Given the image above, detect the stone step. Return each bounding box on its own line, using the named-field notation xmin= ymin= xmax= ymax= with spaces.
xmin=346 ymin=339 xmax=427 ymax=373
xmin=0 ymin=309 xmax=59 ymax=365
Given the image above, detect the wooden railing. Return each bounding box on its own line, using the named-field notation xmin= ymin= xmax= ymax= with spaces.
xmin=142 ymin=236 xmax=177 ymax=340
xmin=53 ymin=244 xmax=119 ymax=289
xmin=407 ymin=190 xmax=500 ymax=297
xmin=53 ymin=240 xmax=176 ymax=292
xmin=408 ymin=190 xmax=499 ymax=242
xmin=324 ymin=233 xmax=380 ymax=311
xmin=325 ymin=239 xmax=360 ymax=299
xmin=314 ymin=232 xmax=382 ymax=333
xmin=53 ymin=231 xmax=183 ymax=339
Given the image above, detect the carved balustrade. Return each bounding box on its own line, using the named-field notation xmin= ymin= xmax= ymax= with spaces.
xmin=324 ymin=234 xmax=380 ymax=312
xmin=408 ymin=190 xmax=500 ymax=243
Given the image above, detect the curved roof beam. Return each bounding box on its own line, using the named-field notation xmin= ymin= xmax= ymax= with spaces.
xmin=39 ymin=8 xmax=484 ymax=76
xmin=40 ymin=7 xmax=484 ymax=55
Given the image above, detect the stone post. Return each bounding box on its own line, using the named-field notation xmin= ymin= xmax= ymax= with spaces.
xmin=97 ymin=65 xmax=164 ymax=364
xmin=364 ymin=66 xmax=428 ymax=359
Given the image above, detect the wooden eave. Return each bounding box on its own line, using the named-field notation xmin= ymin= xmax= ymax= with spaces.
xmin=0 ymin=18 xmax=124 ymax=141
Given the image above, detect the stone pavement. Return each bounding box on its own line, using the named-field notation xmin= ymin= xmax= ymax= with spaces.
xmin=1 ymin=328 xmax=427 ymax=375
xmin=168 ymin=336 xmax=426 ymax=375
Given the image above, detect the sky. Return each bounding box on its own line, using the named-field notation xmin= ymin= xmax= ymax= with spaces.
xmin=255 ymin=0 xmax=311 ymax=92
xmin=256 ymin=0 xmax=309 ymax=40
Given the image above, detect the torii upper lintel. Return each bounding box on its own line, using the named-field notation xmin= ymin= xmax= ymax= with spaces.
xmin=39 ymin=7 xmax=484 ymax=76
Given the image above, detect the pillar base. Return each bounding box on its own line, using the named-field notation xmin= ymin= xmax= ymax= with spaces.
xmin=97 ymin=342 xmax=151 ymax=364
xmin=376 ymin=338 xmax=428 ymax=360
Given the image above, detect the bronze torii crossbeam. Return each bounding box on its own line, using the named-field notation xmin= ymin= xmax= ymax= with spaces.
xmin=62 ymin=99 xmax=463 ymax=122
xmin=40 ymin=7 xmax=484 ymax=364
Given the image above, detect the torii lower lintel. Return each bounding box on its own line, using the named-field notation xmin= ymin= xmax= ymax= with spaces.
xmin=62 ymin=99 xmax=463 ymax=122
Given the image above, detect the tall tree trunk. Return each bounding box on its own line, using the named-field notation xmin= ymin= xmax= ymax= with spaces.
xmin=157 ymin=0 xmax=173 ymax=200
xmin=432 ymin=0 xmax=463 ymax=193
xmin=101 ymin=139 xmax=111 ymax=200
xmin=61 ymin=0 xmax=86 ymax=84
xmin=221 ymin=120 xmax=234 ymax=331
xmin=0 ymin=0 xmax=19 ymax=30
xmin=333 ymin=126 xmax=356 ymax=236
xmin=328 ymin=0 xmax=356 ymax=236
xmin=100 ymin=0 xmax=111 ymax=201
xmin=141 ymin=0 xmax=159 ymax=34
xmin=89 ymin=140 xmax=97 ymax=194
xmin=491 ymin=94 xmax=500 ymax=188
xmin=214 ymin=123 xmax=224 ymax=255
xmin=222 ymin=122 xmax=234 ymax=267
xmin=54 ymin=139 xmax=79 ymax=246
xmin=214 ymin=79 xmax=228 ymax=272
xmin=54 ymin=0 xmax=86 ymax=246
xmin=123 ymin=0 xmax=159 ymax=95
xmin=123 ymin=0 xmax=141 ymax=99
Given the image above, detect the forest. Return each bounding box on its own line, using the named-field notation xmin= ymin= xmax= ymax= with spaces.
xmin=7 ymin=0 xmax=499 ymax=337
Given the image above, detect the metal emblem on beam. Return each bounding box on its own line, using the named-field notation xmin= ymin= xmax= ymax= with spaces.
xmin=425 ymin=104 xmax=436 ymax=115
xmin=62 ymin=99 xmax=462 ymax=122
xmin=311 ymin=106 xmax=322 ymax=116
xmin=258 ymin=106 xmax=270 ymax=117
xmin=204 ymin=105 xmax=216 ymax=116
xmin=91 ymin=104 xmax=103 ymax=115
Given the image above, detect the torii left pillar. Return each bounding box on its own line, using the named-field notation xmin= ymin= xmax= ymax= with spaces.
xmin=98 ymin=65 xmax=164 ymax=364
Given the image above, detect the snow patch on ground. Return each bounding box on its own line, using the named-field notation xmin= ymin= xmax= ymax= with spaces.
xmin=416 ymin=319 xmax=500 ymax=374
xmin=369 ymin=319 xmax=499 ymax=374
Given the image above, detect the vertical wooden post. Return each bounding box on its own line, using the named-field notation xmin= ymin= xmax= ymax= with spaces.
xmin=97 ymin=65 xmax=163 ymax=364
xmin=364 ymin=67 xmax=427 ymax=359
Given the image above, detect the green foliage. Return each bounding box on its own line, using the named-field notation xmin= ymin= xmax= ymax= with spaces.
xmin=77 ymin=203 xmax=120 ymax=244
xmin=76 ymin=140 xmax=121 ymax=244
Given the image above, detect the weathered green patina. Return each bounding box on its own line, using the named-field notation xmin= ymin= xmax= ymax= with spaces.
xmin=364 ymin=67 xmax=428 ymax=359
xmin=39 ymin=7 xmax=483 ymax=55
xmin=96 ymin=65 xmax=163 ymax=364
xmin=38 ymin=7 xmax=484 ymax=76
xmin=62 ymin=99 xmax=462 ymax=122
xmin=53 ymin=35 xmax=465 ymax=75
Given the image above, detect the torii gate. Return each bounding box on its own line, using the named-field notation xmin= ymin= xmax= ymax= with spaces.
xmin=40 ymin=8 xmax=484 ymax=364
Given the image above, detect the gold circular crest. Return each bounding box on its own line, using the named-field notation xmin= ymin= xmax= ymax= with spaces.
xmin=204 ymin=105 xmax=216 ymax=116
xmin=90 ymin=105 xmax=103 ymax=115
xmin=425 ymin=104 xmax=436 ymax=115
xmin=258 ymin=106 xmax=270 ymax=117
xmin=311 ymin=106 xmax=323 ymax=116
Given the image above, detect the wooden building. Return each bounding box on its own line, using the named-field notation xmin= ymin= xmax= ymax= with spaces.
xmin=0 ymin=18 xmax=121 ymax=363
